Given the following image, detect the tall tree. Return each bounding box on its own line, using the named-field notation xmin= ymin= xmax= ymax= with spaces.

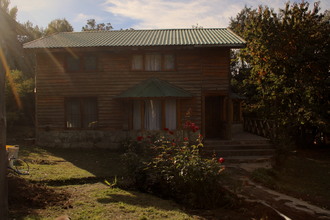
xmin=0 ymin=0 xmax=17 ymax=19
xmin=0 ymin=3 xmax=17 ymax=218
xmin=45 ymin=18 xmax=73 ymax=36
xmin=230 ymin=2 xmax=330 ymax=144
xmin=82 ymin=19 xmax=113 ymax=31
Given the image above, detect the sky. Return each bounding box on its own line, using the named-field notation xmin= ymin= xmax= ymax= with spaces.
xmin=9 ymin=0 xmax=330 ymax=31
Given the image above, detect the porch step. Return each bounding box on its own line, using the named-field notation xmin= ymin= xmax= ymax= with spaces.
xmin=206 ymin=149 xmax=275 ymax=157
xmin=202 ymin=136 xmax=276 ymax=166
xmin=223 ymin=155 xmax=273 ymax=163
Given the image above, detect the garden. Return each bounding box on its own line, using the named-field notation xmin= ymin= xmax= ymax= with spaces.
xmin=7 ymin=126 xmax=330 ymax=220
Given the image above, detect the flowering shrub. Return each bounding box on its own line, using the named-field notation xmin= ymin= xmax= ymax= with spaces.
xmin=121 ymin=126 xmax=229 ymax=208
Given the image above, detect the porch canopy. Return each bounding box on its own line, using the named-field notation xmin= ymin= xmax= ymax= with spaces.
xmin=116 ymin=78 xmax=193 ymax=99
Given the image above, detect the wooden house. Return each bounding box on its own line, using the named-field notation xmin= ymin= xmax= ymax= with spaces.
xmin=23 ymin=28 xmax=245 ymax=148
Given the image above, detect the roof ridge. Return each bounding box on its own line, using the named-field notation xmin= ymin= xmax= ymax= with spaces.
xmin=59 ymin=27 xmax=229 ymax=34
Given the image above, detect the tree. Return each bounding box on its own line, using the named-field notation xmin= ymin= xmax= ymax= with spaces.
xmin=230 ymin=2 xmax=330 ymax=145
xmin=21 ymin=21 xmax=45 ymax=40
xmin=0 ymin=0 xmax=17 ymax=19
xmin=45 ymin=18 xmax=73 ymax=36
xmin=82 ymin=19 xmax=113 ymax=31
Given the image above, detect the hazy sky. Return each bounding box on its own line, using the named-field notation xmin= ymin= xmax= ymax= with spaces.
xmin=10 ymin=0 xmax=329 ymax=31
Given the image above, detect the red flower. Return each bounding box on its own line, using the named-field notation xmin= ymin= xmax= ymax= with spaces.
xmin=171 ymin=142 xmax=176 ymax=146
xmin=169 ymin=131 xmax=174 ymax=135
xmin=163 ymin=128 xmax=169 ymax=131
xmin=218 ymin=157 xmax=225 ymax=164
xmin=184 ymin=137 xmax=189 ymax=141
xmin=137 ymin=136 xmax=144 ymax=141
xmin=198 ymin=134 xmax=203 ymax=138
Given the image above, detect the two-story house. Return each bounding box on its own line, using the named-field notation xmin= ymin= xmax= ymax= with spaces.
xmin=24 ymin=28 xmax=245 ymax=148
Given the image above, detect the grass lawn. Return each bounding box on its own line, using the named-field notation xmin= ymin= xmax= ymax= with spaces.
xmin=251 ymin=147 xmax=330 ymax=210
xmin=8 ymin=141 xmax=330 ymax=219
xmin=10 ymin=145 xmax=199 ymax=220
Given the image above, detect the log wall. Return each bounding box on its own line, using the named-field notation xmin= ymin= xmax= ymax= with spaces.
xmin=35 ymin=46 xmax=231 ymax=146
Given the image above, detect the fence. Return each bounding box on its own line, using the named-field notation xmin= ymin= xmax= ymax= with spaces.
xmin=243 ymin=117 xmax=278 ymax=140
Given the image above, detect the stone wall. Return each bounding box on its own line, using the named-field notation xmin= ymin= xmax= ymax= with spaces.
xmin=37 ymin=129 xmax=201 ymax=149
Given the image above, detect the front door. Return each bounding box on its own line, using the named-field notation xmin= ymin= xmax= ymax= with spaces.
xmin=204 ymin=96 xmax=225 ymax=139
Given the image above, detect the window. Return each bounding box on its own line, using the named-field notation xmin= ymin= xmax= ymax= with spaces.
xmin=132 ymin=99 xmax=177 ymax=130
xmin=164 ymin=54 xmax=175 ymax=70
xmin=66 ymin=54 xmax=97 ymax=72
xmin=66 ymin=98 xmax=98 ymax=129
xmin=132 ymin=55 xmax=143 ymax=71
xmin=145 ymin=54 xmax=161 ymax=71
xmin=131 ymin=54 xmax=175 ymax=71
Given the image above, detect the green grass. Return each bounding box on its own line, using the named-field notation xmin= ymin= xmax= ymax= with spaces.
xmin=10 ymin=145 xmax=198 ymax=220
xmin=19 ymin=146 xmax=124 ymax=182
xmin=251 ymin=148 xmax=330 ymax=209
xmin=21 ymin=183 xmax=195 ymax=220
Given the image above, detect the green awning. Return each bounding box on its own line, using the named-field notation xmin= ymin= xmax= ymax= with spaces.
xmin=116 ymin=78 xmax=193 ymax=98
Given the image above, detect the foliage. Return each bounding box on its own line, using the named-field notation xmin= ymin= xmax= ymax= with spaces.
xmin=229 ymin=2 xmax=330 ymax=145
xmin=82 ymin=19 xmax=113 ymax=31
xmin=5 ymin=70 xmax=34 ymax=127
xmin=0 ymin=0 xmax=17 ymax=19
xmin=121 ymin=128 xmax=228 ymax=209
xmin=45 ymin=18 xmax=73 ymax=36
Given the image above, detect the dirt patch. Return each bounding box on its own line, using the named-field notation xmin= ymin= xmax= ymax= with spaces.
xmin=8 ymin=175 xmax=71 ymax=217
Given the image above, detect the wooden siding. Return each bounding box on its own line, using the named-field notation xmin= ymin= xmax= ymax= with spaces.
xmin=35 ymin=47 xmax=230 ymax=131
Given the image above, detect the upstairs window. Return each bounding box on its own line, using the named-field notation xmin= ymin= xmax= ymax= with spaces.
xmin=145 ymin=54 xmax=162 ymax=71
xmin=66 ymin=54 xmax=97 ymax=72
xmin=66 ymin=97 xmax=98 ymax=129
xmin=131 ymin=54 xmax=175 ymax=71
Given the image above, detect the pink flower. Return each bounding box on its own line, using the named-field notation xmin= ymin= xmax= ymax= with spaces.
xmin=218 ymin=157 xmax=225 ymax=164
xmin=137 ymin=136 xmax=144 ymax=141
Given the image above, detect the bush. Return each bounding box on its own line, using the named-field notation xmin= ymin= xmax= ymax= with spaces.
xmin=121 ymin=128 xmax=229 ymax=209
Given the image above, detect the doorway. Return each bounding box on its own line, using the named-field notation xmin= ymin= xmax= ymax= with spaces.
xmin=204 ymin=96 xmax=226 ymax=139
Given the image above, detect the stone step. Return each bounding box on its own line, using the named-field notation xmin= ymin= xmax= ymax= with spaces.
xmin=204 ymin=139 xmax=271 ymax=146
xmin=205 ymin=148 xmax=275 ymax=157
xmin=203 ymin=144 xmax=273 ymax=150
xmin=224 ymin=155 xmax=274 ymax=164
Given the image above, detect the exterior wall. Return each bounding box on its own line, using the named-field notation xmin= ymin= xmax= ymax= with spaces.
xmin=35 ymin=46 xmax=230 ymax=148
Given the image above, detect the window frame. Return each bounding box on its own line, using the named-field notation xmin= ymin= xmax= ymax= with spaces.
xmin=65 ymin=54 xmax=98 ymax=73
xmin=130 ymin=99 xmax=179 ymax=131
xmin=65 ymin=97 xmax=98 ymax=129
xmin=131 ymin=53 xmax=176 ymax=72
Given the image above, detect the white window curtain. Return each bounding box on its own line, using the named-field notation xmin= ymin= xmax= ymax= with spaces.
xmin=164 ymin=54 xmax=175 ymax=70
xmin=133 ymin=100 xmax=142 ymax=130
xmin=144 ymin=100 xmax=162 ymax=130
xmin=132 ymin=55 xmax=143 ymax=70
xmin=145 ymin=54 xmax=161 ymax=71
xmin=165 ymin=99 xmax=177 ymax=130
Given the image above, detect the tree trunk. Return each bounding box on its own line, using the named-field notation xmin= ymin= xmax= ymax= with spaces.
xmin=0 ymin=46 xmax=9 ymax=220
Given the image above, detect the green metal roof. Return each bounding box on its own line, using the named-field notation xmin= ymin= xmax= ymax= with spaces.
xmin=23 ymin=28 xmax=245 ymax=49
xmin=116 ymin=78 xmax=193 ymax=98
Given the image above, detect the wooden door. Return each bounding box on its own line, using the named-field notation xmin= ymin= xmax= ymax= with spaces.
xmin=205 ymin=96 xmax=225 ymax=139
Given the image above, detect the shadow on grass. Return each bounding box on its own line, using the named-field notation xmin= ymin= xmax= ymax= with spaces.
xmin=20 ymin=145 xmax=125 ymax=179
xmin=96 ymin=190 xmax=181 ymax=212
xmin=8 ymin=175 xmax=70 ymax=220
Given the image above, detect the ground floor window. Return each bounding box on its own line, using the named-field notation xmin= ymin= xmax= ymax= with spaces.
xmin=65 ymin=97 xmax=98 ymax=128
xmin=132 ymin=99 xmax=177 ymax=130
